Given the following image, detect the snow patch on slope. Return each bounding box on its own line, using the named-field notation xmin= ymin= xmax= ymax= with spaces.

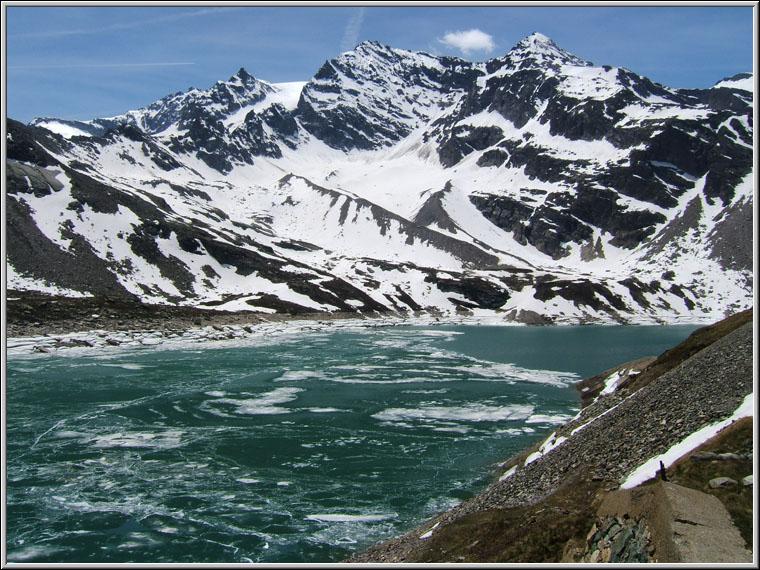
xmin=621 ymin=393 xmax=753 ymax=489
xmin=713 ymin=75 xmax=754 ymax=92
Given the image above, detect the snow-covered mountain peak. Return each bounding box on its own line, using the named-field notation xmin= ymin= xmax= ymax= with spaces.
xmin=332 ymin=39 xmax=406 ymax=76
xmin=230 ymin=67 xmax=257 ymax=84
xmin=29 ymin=67 xmax=275 ymax=140
xmin=350 ymin=39 xmax=394 ymax=58
xmin=296 ymin=40 xmax=478 ymax=151
xmin=333 ymin=39 xmax=453 ymax=78
xmin=192 ymin=68 xmax=272 ymax=109
xmin=507 ymin=32 xmax=590 ymax=69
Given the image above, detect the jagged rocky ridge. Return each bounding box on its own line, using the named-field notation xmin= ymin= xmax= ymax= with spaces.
xmin=6 ymin=33 xmax=753 ymax=323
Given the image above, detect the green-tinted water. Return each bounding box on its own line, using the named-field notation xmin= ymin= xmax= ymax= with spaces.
xmin=5 ymin=324 xmax=699 ymax=562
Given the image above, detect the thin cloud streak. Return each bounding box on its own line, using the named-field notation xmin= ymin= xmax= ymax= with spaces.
xmin=9 ymin=7 xmax=239 ymax=39
xmin=341 ymin=7 xmax=366 ymax=52
xmin=8 ymin=62 xmax=195 ymax=70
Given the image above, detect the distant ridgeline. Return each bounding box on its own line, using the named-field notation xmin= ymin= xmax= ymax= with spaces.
xmin=6 ymin=33 xmax=753 ymax=323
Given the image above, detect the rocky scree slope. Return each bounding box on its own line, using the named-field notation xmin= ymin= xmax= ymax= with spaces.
xmin=350 ymin=309 xmax=754 ymax=562
xmin=6 ymin=33 xmax=753 ymax=323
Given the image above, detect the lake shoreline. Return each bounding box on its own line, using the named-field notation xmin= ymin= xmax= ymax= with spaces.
xmin=5 ymin=289 xmax=716 ymax=349
xmin=6 ymin=311 xmax=509 ymax=357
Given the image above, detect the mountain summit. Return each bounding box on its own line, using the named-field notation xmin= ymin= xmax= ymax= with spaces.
xmin=506 ymin=31 xmax=591 ymax=68
xmin=7 ymin=34 xmax=753 ymax=324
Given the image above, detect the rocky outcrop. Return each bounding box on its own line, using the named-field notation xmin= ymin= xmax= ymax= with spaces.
xmin=576 ymin=514 xmax=652 ymax=563
xmin=581 ymin=482 xmax=753 ymax=563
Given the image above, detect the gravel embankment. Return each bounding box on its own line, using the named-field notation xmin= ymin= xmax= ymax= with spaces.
xmin=352 ymin=321 xmax=754 ymax=562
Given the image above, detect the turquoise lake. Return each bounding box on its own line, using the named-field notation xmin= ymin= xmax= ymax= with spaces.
xmin=5 ymin=323 xmax=700 ymax=563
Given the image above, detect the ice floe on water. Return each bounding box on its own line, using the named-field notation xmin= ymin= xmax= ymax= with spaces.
xmin=7 ymin=545 xmax=70 ymax=563
xmin=525 ymin=413 xmax=576 ymax=424
xmin=327 ymin=375 xmax=453 ymax=385
xmin=235 ymin=478 xmax=261 ymax=485
xmin=305 ymin=513 xmax=397 ymax=523
xmin=88 ymin=430 xmax=185 ymax=449
xmin=453 ymin=360 xmax=577 ymax=386
xmin=100 ymin=363 xmax=147 ymax=370
xmin=200 ymin=387 xmax=304 ymax=416
xmin=277 ymin=370 xmax=322 ymax=382
xmin=373 ymin=403 xmax=535 ymax=424
xmin=402 ymin=388 xmax=449 ymax=395
xmin=373 ymin=402 xmax=575 ymax=435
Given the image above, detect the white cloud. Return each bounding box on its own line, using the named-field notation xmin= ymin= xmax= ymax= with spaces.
xmin=341 ymin=7 xmax=366 ymax=52
xmin=438 ymin=29 xmax=495 ymax=56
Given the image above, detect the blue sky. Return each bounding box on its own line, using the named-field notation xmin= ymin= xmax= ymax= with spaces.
xmin=4 ymin=3 xmax=756 ymax=124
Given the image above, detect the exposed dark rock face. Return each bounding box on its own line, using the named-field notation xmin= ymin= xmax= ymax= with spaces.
xmin=6 ymin=195 xmax=137 ymax=300
xmin=7 ymin=118 xmax=67 ymax=166
xmin=412 ymin=182 xmax=460 ymax=233
xmin=533 ymin=277 xmax=628 ymax=314
xmin=437 ymin=126 xmax=505 ymax=168
xmin=707 ymin=197 xmax=753 ymax=274
xmin=469 ymin=188 xmax=666 ymax=260
xmin=7 ymin=161 xmax=64 ymax=197
xmin=423 ymin=273 xmax=510 ymax=310
xmin=476 ymin=148 xmax=508 ymax=168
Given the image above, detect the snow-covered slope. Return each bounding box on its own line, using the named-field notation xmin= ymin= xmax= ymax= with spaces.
xmin=713 ymin=72 xmax=754 ymax=92
xmin=6 ymin=33 xmax=754 ymax=324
